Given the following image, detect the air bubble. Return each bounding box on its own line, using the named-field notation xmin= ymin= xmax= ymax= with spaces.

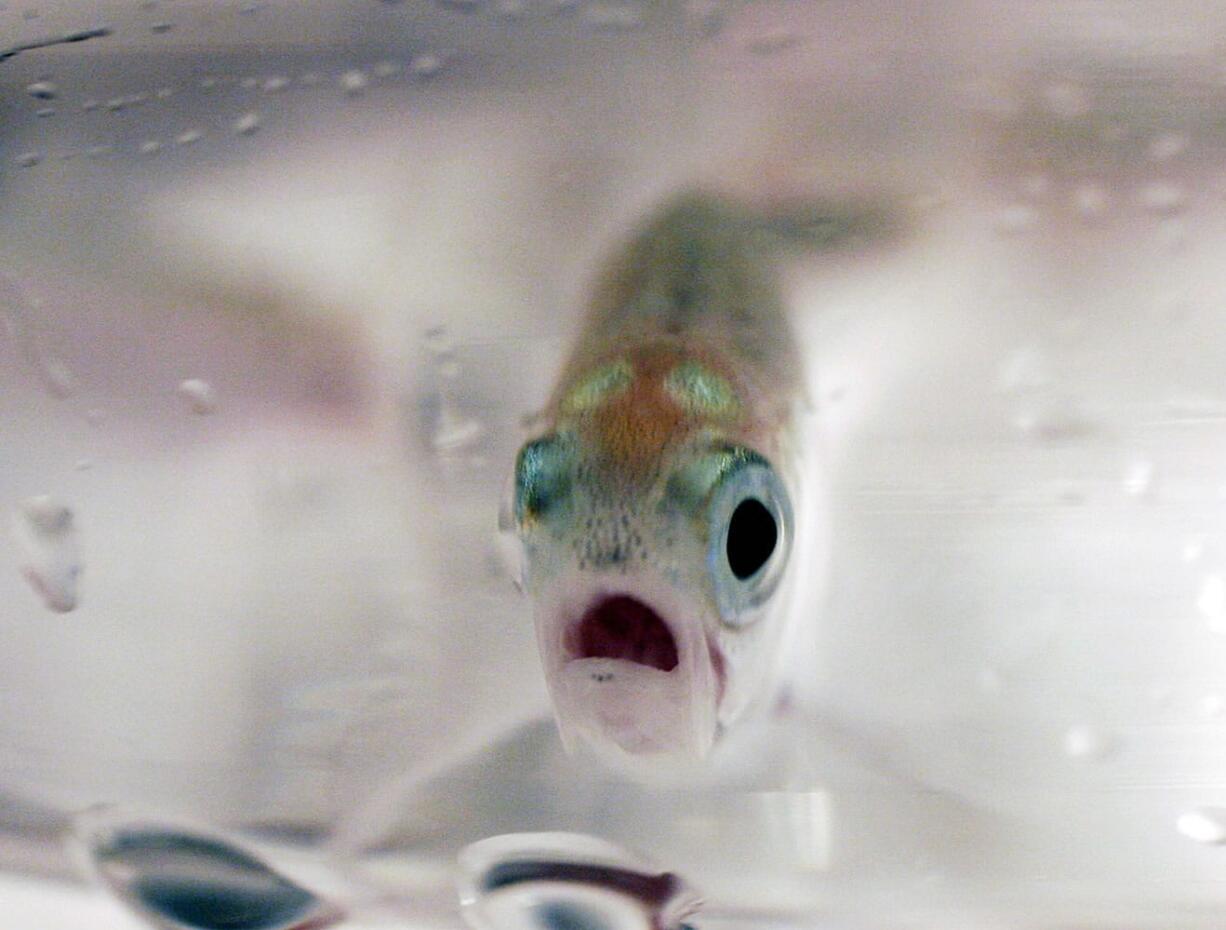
xmin=339 ymin=69 xmax=369 ymax=96
xmin=1148 ymin=132 xmax=1189 ymax=162
xmin=233 ymin=111 xmax=262 ymax=135
xmin=150 ymin=21 xmax=173 ymax=33
xmin=177 ymin=378 xmax=217 ymax=415
xmin=1063 ymin=725 xmax=1117 ymax=761
xmin=16 ymin=151 xmax=44 ymax=168
xmin=26 ymin=79 xmax=57 ymax=99
xmin=1136 ymin=181 xmax=1186 ymax=214
xmin=13 ymin=495 xmax=82 ymax=613
xmin=1121 ymin=458 xmax=1156 ymax=499
xmin=373 ymin=60 xmax=402 ymax=78
xmin=35 ymin=106 xmax=55 ymax=118
xmin=1197 ymin=572 xmax=1226 ymax=633
xmin=1177 ymin=807 xmax=1226 ymax=845
xmin=139 ymin=140 xmax=162 ymax=156
xmin=1071 ymin=182 xmax=1109 ymax=221
xmin=411 ymin=53 xmax=444 ymax=78
xmin=1201 ymin=694 xmax=1225 ymax=719
xmin=262 ymin=75 xmax=289 ymax=93
xmin=175 ymin=128 xmax=203 ymax=146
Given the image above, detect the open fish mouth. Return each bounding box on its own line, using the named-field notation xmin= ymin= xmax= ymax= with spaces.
xmin=535 ymin=578 xmax=722 ymax=764
xmin=565 ymin=595 xmax=679 ymax=672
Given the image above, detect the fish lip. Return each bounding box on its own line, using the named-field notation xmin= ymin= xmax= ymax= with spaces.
xmin=557 ymin=590 xmax=727 ymax=710
xmin=563 ymin=593 xmax=681 ymax=672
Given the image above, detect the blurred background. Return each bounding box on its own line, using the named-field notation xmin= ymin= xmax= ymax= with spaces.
xmin=6 ymin=1 xmax=1226 ymax=927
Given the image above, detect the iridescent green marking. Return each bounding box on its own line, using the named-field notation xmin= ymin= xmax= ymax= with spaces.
xmin=665 ymin=361 xmax=738 ymax=416
xmin=663 ymin=444 xmax=768 ymax=514
xmin=560 ymin=359 xmax=633 ymax=413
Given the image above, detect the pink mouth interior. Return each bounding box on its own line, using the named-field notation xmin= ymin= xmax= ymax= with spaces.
xmin=569 ymin=595 xmax=679 ymax=672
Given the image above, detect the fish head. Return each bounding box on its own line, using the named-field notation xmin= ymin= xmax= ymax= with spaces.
xmin=503 ymin=422 xmax=796 ymax=770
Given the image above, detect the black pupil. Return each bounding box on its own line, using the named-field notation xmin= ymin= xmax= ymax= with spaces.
xmin=726 ymin=498 xmax=778 ymax=580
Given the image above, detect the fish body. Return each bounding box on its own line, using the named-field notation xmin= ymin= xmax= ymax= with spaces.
xmin=506 ymin=193 xmax=827 ymax=770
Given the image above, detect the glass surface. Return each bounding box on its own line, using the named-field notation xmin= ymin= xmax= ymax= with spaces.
xmin=4 ymin=2 xmax=1226 ymax=927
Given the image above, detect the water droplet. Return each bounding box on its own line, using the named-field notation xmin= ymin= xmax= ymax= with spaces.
xmin=1136 ymin=180 xmax=1186 ymax=214
xmin=410 ymin=53 xmax=444 ymax=78
xmin=1020 ymin=173 xmax=1050 ymax=199
xmin=976 ymin=666 xmax=1005 ymax=695
xmin=996 ymin=345 xmax=1051 ymax=393
xmin=16 ymin=151 xmax=44 ymax=168
xmin=1177 ymin=807 xmax=1226 ymax=844
xmin=139 ymin=139 xmax=163 ymax=156
xmin=1198 ymin=572 xmax=1226 ymax=633
xmin=1042 ymin=81 xmax=1090 ymax=119
xmin=1157 ymin=217 xmax=1187 ymax=252
xmin=744 ymin=29 xmax=800 ymax=56
xmin=1148 ymin=132 xmax=1189 ymax=162
xmin=1014 ymin=402 xmax=1094 ymax=442
xmin=458 ymin=833 xmax=701 ymax=930
xmin=175 ymin=128 xmax=203 ymax=146
xmin=177 ymin=378 xmax=217 ymax=415
xmin=1071 ymin=181 xmax=1110 ymax=221
xmin=1121 ymin=458 xmax=1156 ymax=499
xmin=232 ymin=111 xmax=261 ymax=136
xmin=76 ymin=810 xmax=342 ymax=930
xmin=1149 ymin=682 xmax=1175 ymax=708
xmin=13 ymin=495 xmax=82 ymax=613
xmin=26 ymin=79 xmax=57 ymax=99
xmin=496 ymin=0 xmax=529 ymax=18
xmin=262 ymin=75 xmax=289 ymax=93
xmin=1063 ymin=724 xmax=1117 ymax=761
xmin=339 ymin=69 xmax=369 ymax=96
xmin=581 ymin=2 xmax=644 ymax=31
xmin=1183 ymin=536 xmax=1208 ymax=563
xmin=994 ymin=203 xmax=1038 ymax=235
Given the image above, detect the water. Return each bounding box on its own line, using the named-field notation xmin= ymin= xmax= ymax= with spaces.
xmin=5 ymin=1 xmax=1226 ymax=927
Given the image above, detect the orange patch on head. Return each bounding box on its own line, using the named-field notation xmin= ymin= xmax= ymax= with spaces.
xmin=588 ymin=346 xmax=736 ymax=473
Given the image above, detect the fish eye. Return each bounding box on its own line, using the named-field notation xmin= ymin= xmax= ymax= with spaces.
xmin=699 ymin=448 xmax=792 ymax=628
xmin=513 ymin=433 xmax=574 ymax=524
xmin=726 ymin=497 xmax=778 ymax=580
